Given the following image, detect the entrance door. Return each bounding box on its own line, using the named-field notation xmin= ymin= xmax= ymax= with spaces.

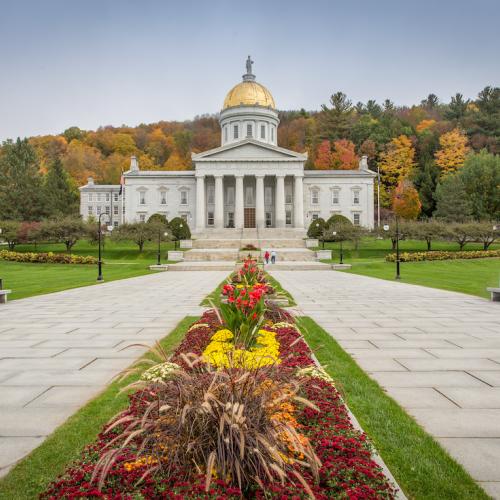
xmin=244 ymin=208 xmax=256 ymax=228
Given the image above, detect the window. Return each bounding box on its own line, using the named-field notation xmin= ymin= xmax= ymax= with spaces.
xmin=312 ymin=213 xmax=319 ymax=221
xmin=105 ymin=193 xmax=110 ymax=202
xmin=265 ymin=186 xmax=272 ymax=205
xmin=353 ymin=190 xmax=360 ymax=205
xmin=180 ymin=190 xmax=188 ymax=205
xmin=181 ymin=214 xmax=188 ymax=222
xmin=139 ymin=191 xmax=146 ymax=205
xmin=207 ymin=211 xmax=214 ymax=226
xmin=88 ymin=206 xmax=93 ymax=215
xmin=233 ymin=124 xmax=239 ymax=139
xmin=265 ymin=212 xmax=272 ymax=228
xmin=160 ymin=191 xmax=167 ymax=205
xmin=311 ymin=188 xmax=319 ymax=205
xmin=227 ymin=212 xmax=234 ymax=228
xmin=123 ymin=205 xmax=125 ymax=214
xmin=105 ymin=206 xmax=110 ymax=215
xmin=246 ymin=124 xmax=252 ymax=137
xmin=207 ymin=185 xmax=215 ymax=204
xmin=261 ymin=124 xmax=266 ymax=139
xmin=332 ymin=189 xmax=340 ymax=205
xmin=353 ymin=213 xmax=360 ymax=225
xmin=285 ymin=186 xmax=293 ymax=204
xmin=139 ymin=214 xmax=146 ymax=222
xmin=271 ymin=126 xmax=274 ymax=142
xmin=97 ymin=206 xmax=102 ymax=214
xmin=227 ymin=186 xmax=235 ymax=205
xmin=88 ymin=193 xmax=93 ymax=202
xmin=245 ymin=186 xmax=254 ymax=205
xmin=96 ymin=193 xmax=102 ymax=202
xmin=113 ymin=205 xmax=119 ymax=215
xmin=286 ymin=210 xmax=292 ymax=225
xmin=113 ymin=221 xmax=118 ymax=227
xmin=114 ymin=193 xmax=119 ymax=202
xmin=224 ymin=126 xmax=228 ymax=142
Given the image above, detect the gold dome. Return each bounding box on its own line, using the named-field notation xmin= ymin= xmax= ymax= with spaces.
xmin=223 ymin=80 xmax=275 ymax=110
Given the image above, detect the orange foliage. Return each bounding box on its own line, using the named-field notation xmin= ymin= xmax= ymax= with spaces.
xmin=392 ymin=179 xmax=421 ymax=220
xmin=331 ymin=139 xmax=359 ymax=170
xmin=416 ymin=119 xmax=436 ymax=133
xmin=434 ymin=128 xmax=470 ymax=175
xmin=314 ymin=140 xmax=332 ymax=169
xmin=378 ymin=135 xmax=416 ymax=192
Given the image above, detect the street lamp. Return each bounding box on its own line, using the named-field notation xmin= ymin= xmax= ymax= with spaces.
xmin=97 ymin=213 xmax=113 ymax=282
xmin=332 ymin=231 xmax=343 ymax=265
xmin=383 ymin=221 xmax=401 ymax=280
xmin=0 ymin=228 xmax=3 ymax=290
xmin=174 ymin=223 xmax=184 ymax=250
xmin=157 ymin=229 xmax=169 ymax=266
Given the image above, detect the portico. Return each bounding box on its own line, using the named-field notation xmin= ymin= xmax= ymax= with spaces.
xmin=194 ymin=172 xmax=304 ymax=230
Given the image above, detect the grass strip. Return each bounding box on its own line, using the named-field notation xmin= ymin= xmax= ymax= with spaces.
xmin=0 ymin=316 xmax=198 ymax=500
xmin=200 ymin=277 xmax=229 ymax=306
xmin=297 ymin=316 xmax=488 ymax=500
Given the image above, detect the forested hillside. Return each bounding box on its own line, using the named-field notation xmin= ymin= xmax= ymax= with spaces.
xmin=0 ymin=86 xmax=498 ymax=221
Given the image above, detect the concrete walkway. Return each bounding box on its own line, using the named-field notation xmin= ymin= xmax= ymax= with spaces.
xmin=0 ymin=270 xmax=227 ymax=477
xmin=270 ymin=270 xmax=500 ymax=499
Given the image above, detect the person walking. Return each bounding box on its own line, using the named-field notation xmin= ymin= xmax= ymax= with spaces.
xmin=271 ymin=250 xmax=277 ymax=264
xmin=264 ymin=250 xmax=270 ymax=264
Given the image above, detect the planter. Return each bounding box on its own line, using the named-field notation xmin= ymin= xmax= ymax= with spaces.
xmin=179 ymin=239 xmax=193 ymax=249
xmin=167 ymin=250 xmax=184 ymax=261
xmin=149 ymin=264 xmax=169 ymax=271
xmin=238 ymin=250 xmax=261 ymax=260
xmin=305 ymin=238 xmax=319 ymax=248
xmin=332 ymin=263 xmax=352 ymax=270
xmin=316 ymin=249 xmax=332 ymax=260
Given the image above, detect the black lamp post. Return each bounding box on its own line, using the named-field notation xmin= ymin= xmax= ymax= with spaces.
xmin=383 ymin=221 xmax=400 ymax=280
xmin=97 ymin=213 xmax=112 ymax=282
xmin=332 ymin=231 xmax=344 ymax=264
xmin=174 ymin=223 xmax=184 ymax=250
xmin=157 ymin=229 xmax=169 ymax=265
xmin=0 ymin=228 xmax=3 ymax=290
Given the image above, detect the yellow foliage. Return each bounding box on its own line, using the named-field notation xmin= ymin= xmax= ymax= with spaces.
xmin=416 ymin=119 xmax=436 ymax=133
xmin=163 ymin=150 xmax=191 ymax=170
xmin=434 ymin=128 xmax=469 ymax=175
xmin=377 ymin=135 xmax=416 ymax=193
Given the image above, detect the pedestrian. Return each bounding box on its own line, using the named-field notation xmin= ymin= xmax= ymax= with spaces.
xmin=271 ymin=250 xmax=277 ymax=264
xmin=264 ymin=250 xmax=270 ymax=264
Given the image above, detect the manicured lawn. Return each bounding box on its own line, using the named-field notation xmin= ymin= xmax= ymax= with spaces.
xmin=0 ymin=239 xmax=178 ymax=300
xmin=0 ymin=316 xmax=197 ymax=500
xmin=298 ymin=316 xmax=488 ymax=500
xmin=320 ymin=237 xmax=500 ymax=298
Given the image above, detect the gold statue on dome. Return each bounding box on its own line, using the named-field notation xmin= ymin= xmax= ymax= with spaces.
xmin=246 ymin=55 xmax=254 ymax=75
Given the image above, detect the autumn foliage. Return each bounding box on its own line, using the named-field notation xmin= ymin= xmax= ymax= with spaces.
xmin=378 ymin=135 xmax=416 ymax=192
xmin=313 ymin=139 xmax=358 ymax=170
xmin=434 ymin=128 xmax=470 ymax=175
xmin=392 ymin=180 xmax=422 ymax=220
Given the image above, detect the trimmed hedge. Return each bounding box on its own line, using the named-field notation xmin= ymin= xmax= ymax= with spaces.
xmin=386 ymin=249 xmax=500 ymax=262
xmin=0 ymin=250 xmax=97 ymax=265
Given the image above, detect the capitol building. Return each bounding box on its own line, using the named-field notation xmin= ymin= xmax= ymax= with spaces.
xmin=80 ymin=58 xmax=375 ymax=233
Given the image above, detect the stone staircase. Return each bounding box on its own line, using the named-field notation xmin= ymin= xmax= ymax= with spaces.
xmin=169 ymin=228 xmax=329 ymax=271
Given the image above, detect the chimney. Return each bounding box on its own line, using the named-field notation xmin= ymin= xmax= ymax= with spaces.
xmin=87 ymin=176 xmax=94 ymax=185
xmin=130 ymin=155 xmax=139 ymax=172
xmin=359 ymin=155 xmax=369 ymax=171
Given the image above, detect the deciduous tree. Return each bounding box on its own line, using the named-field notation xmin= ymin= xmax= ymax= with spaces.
xmin=331 ymin=139 xmax=359 ymax=170
xmin=434 ymin=128 xmax=470 ymax=175
xmin=392 ymin=180 xmax=421 ymax=220
xmin=314 ymin=140 xmax=332 ymax=169
xmin=378 ymin=135 xmax=416 ymax=194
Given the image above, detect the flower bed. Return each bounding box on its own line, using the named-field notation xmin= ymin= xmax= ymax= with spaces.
xmin=385 ymin=249 xmax=500 ymax=262
xmin=41 ymin=259 xmax=396 ymax=499
xmin=0 ymin=249 xmax=97 ymax=265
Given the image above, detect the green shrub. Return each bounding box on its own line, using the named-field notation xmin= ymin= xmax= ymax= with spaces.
xmin=385 ymin=249 xmax=500 ymax=262
xmin=307 ymin=218 xmax=326 ymax=238
xmin=169 ymin=217 xmax=191 ymax=240
xmin=0 ymin=250 xmax=97 ymax=264
xmin=326 ymin=214 xmax=352 ymax=227
xmin=147 ymin=213 xmax=169 ymax=226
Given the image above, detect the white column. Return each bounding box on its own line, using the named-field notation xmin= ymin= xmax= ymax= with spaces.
xmin=255 ymin=174 xmax=265 ymax=229
xmin=275 ymin=174 xmax=286 ymax=228
xmin=195 ymin=174 xmax=205 ymax=231
xmin=293 ymin=174 xmax=304 ymax=228
xmin=235 ymin=175 xmax=244 ymax=229
xmin=214 ymin=174 xmax=224 ymax=229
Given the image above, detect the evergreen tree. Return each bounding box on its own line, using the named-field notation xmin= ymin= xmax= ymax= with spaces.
xmin=319 ymin=92 xmax=353 ymax=140
xmin=44 ymin=158 xmax=79 ymax=217
xmin=413 ymin=160 xmax=439 ymax=217
xmin=0 ymin=138 xmax=46 ymax=220
xmin=434 ymin=175 xmax=473 ymax=222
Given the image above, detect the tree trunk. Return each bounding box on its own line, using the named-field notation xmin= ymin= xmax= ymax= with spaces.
xmin=391 ymin=238 xmax=397 ymax=251
xmin=139 ymin=241 xmax=144 ymax=252
xmin=459 ymin=241 xmax=465 ymax=251
xmin=8 ymin=242 xmax=15 ymax=251
xmin=427 ymin=239 xmax=431 ymax=251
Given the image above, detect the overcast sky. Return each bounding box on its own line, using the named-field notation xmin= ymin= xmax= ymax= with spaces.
xmin=1 ymin=0 xmax=499 ymax=141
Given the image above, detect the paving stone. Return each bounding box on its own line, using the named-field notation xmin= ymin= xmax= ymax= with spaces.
xmin=426 ymin=349 xmax=500 ymax=359
xmin=26 ymin=386 xmax=103 ymax=407
xmin=0 ymin=407 xmax=76 ymax=436
xmin=479 ymin=481 xmax=500 ymax=499
xmin=469 ymin=371 xmax=500 ymax=387
xmin=438 ymin=388 xmax=500 ymax=409
xmin=354 ymin=358 xmax=408 ymax=372
xmin=397 ymin=358 xmax=500 ymax=372
xmin=0 ymin=436 xmax=45 ymax=471
xmin=0 ymin=357 xmax=94 ymax=370
xmin=371 ymin=371 xmax=487 ymax=388
xmin=345 ymin=348 xmax=434 ymax=359
xmin=384 ymin=387 xmax=458 ymax=409
xmin=0 ymin=386 xmax=50 ymax=407
xmin=437 ymin=438 xmax=500 ymax=481
xmin=370 ymin=339 xmax=455 ymax=349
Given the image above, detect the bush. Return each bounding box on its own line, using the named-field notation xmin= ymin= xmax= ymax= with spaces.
xmin=169 ymin=217 xmax=191 ymax=240
xmin=385 ymin=249 xmax=500 ymax=262
xmin=36 ymin=216 xmax=87 ymax=252
xmin=0 ymin=220 xmax=21 ymax=250
xmin=0 ymin=249 xmax=97 ymax=264
xmin=147 ymin=213 xmax=169 ymax=226
xmin=326 ymin=214 xmax=352 ymax=227
xmin=306 ymin=217 xmax=326 ymax=238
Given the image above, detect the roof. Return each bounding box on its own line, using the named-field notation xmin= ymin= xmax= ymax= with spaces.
xmin=304 ymin=169 xmax=376 ymax=178
xmin=124 ymin=170 xmax=195 ymax=177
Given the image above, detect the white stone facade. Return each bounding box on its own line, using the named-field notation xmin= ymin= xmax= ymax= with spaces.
xmin=80 ymin=61 xmax=375 ymax=230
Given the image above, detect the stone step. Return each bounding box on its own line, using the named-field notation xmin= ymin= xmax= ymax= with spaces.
xmin=261 ymin=248 xmax=316 ymax=261
xmin=258 ymin=239 xmax=306 ymax=248
xmin=265 ymin=261 xmax=331 ymax=271
xmin=168 ymin=261 xmax=236 ymax=272
xmin=192 ymin=239 xmax=242 ymax=249
xmin=184 ymin=249 xmax=239 ymax=261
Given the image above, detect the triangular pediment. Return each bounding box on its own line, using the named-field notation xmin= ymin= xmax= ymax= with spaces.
xmin=192 ymin=139 xmax=307 ymax=161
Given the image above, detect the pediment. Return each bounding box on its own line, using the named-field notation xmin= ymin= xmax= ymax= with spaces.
xmin=193 ymin=139 xmax=307 ymax=161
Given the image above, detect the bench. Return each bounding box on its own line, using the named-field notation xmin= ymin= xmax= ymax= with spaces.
xmin=0 ymin=290 xmax=12 ymax=304
xmin=487 ymin=288 xmax=500 ymax=302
